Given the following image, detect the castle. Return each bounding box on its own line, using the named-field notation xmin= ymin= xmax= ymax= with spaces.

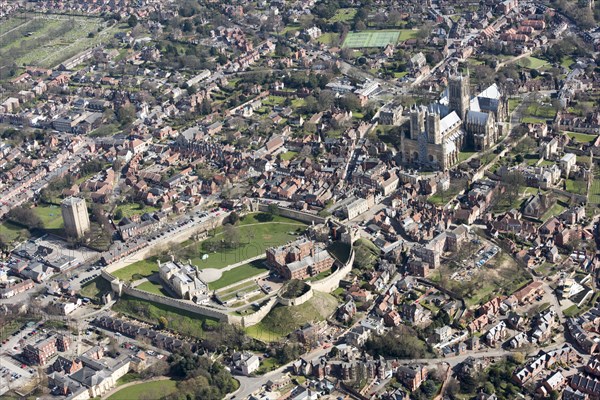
xmin=400 ymin=73 xmax=507 ymax=170
xmin=266 ymin=237 xmax=334 ymax=280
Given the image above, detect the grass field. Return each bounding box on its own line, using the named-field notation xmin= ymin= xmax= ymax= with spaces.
xmin=106 ymin=379 xmax=178 ymax=400
xmin=115 ymin=203 xmax=160 ymax=221
xmin=567 ymin=131 xmax=598 ymax=144
xmin=33 ymin=204 xmax=64 ymax=230
xmin=111 ymin=214 xmax=307 ymax=282
xmin=589 ymin=167 xmax=600 ymax=204
xmin=280 ymin=151 xmax=298 ymax=161
xmin=208 ymin=259 xmax=269 ymax=290
xmin=566 ymin=179 xmax=587 ymax=196
xmin=112 ymin=257 xmax=160 ymax=282
xmin=0 ymin=14 xmax=125 ymax=73
xmin=328 ymin=8 xmax=357 ymax=22
xmin=0 ymin=221 xmax=29 ymax=244
xmin=518 ymin=56 xmax=549 ymax=69
xmin=343 ymin=30 xmax=415 ymax=48
xmin=246 ymin=291 xmax=338 ymax=340
xmin=79 ymin=276 xmax=112 ymax=302
xmin=136 ymin=280 xmax=170 ymax=296
xmin=541 ymin=202 xmax=566 ymax=222
xmin=112 ymin=294 xmax=218 ymax=339
xmin=316 ymin=32 xmax=340 ymax=46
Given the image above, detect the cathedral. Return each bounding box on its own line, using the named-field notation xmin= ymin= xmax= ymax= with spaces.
xmin=400 ymin=73 xmax=507 ymax=171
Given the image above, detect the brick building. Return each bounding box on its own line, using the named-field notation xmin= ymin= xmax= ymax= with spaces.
xmin=266 ymin=237 xmax=334 ymax=280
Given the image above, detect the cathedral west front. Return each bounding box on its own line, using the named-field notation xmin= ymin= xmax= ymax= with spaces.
xmin=400 ymin=73 xmax=507 ymax=171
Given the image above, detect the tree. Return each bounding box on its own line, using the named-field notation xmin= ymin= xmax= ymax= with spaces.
xmin=502 ymin=170 xmax=525 ymax=205
xmin=267 ymin=203 xmax=280 ymax=218
xmin=228 ymin=211 xmax=239 ymax=225
xmin=7 ymin=207 xmax=43 ymax=230
xmin=223 ymin=224 xmax=241 ymax=249
xmin=116 ymin=104 xmax=136 ymax=126
xmin=114 ymin=208 xmax=124 ymax=220
xmin=338 ymin=94 xmax=360 ymax=111
xmin=128 ymin=14 xmax=138 ymax=28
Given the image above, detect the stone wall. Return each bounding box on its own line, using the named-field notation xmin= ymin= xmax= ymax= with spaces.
xmin=240 ymin=296 xmax=279 ymax=328
xmin=256 ymin=203 xmax=326 ymax=225
xmin=101 ymin=269 xmax=232 ymax=323
xmin=309 ymin=249 xmax=355 ymax=293
xmin=277 ymin=287 xmax=314 ymax=307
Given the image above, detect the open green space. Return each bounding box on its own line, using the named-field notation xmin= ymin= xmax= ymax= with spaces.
xmin=0 ymin=221 xmax=29 ymax=244
xmin=343 ymin=30 xmax=415 ymax=48
xmin=115 ymin=202 xmax=160 ymax=221
xmin=112 ymin=257 xmax=160 ymax=282
xmin=541 ymin=202 xmax=566 ymax=222
xmin=280 ymin=151 xmax=298 ymax=161
xmin=79 ymin=276 xmax=112 ymax=302
xmin=566 ymin=179 xmax=587 ymax=196
xmin=561 ymin=56 xmax=574 ymax=70
xmin=524 ymin=103 xmax=556 ymax=121
xmin=33 ymin=204 xmax=64 ymax=230
xmin=218 ymin=280 xmax=260 ymax=297
xmin=246 ymin=291 xmax=338 ymax=340
xmin=518 ymin=56 xmax=549 ymax=69
xmin=0 ymin=14 xmax=127 ymax=74
xmin=508 ymin=98 xmax=521 ymax=114
xmin=112 ymin=294 xmax=217 ymax=339
xmin=106 ymin=379 xmax=178 ymax=400
xmin=328 ymin=8 xmax=357 ymax=22
xmin=316 ymin=32 xmax=340 ymax=45
xmin=208 ymin=260 xmax=269 ymax=290
xmin=589 ymin=167 xmax=600 ymax=204
xmin=110 ymin=213 xmax=307 ymax=282
xmin=458 ymin=151 xmax=477 ymax=163
xmin=567 ymin=131 xmax=597 ymax=144
xmin=136 ymin=280 xmax=171 ymax=297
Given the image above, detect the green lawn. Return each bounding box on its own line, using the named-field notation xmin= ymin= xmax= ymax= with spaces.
xmin=316 ymin=32 xmax=340 ymax=45
xmin=136 ymin=280 xmax=170 ymax=297
xmin=541 ymin=202 xmax=566 ymax=222
xmin=115 ymin=202 xmax=160 ymax=220
xmin=191 ymin=214 xmax=307 ymax=269
xmin=33 ymin=204 xmax=64 ymax=230
xmin=525 ymin=103 xmax=556 ymax=120
xmin=343 ymin=30 xmax=415 ymax=48
xmin=589 ymin=167 xmax=600 ymax=204
xmin=508 ymin=98 xmax=521 ymax=114
xmin=111 ymin=213 xmax=307 ymax=281
xmin=208 ymin=260 xmax=270 ymax=290
xmin=566 ymin=179 xmax=587 ymax=196
xmin=112 ymin=294 xmax=218 ymax=339
xmin=458 ymin=151 xmax=477 ymax=163
xmin=247 ymin=291 xmax=338 ymax=339
xmin=561 ymin=56 xmax=574 ymax=70
xmin=79 ymin=276 xmax=112 ymax=302
xmin=518 ymin=56 xmax=549 ymax=69
xmin=112 ymin=257 xmax=160 ymax=282
xmin=328 ymin=8 xmax=357 ymax=22
xmin=280 ymin=151 xmax=298 ymax=161
xmin=567 ymin=131 xmax=597 ymax=144
xmin=106 ymin=380 xmax=178 ymax=400
xmin=0 ymin=221 xmax=29 ymax=243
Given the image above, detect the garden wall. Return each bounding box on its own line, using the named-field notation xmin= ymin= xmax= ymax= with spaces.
xmin=277 ymin=287 xmax=314 ymax=307
xmin=309 ymin=249 xmax=355 ymax=293
xmin=256 ymin=204 xmax=326 ymax=225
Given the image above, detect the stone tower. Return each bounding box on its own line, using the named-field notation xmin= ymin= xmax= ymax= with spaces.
xmin=410 ymin=106 xmax=425 ymax=139
xmin=426 ymin=111 xmax=441 ymax=144
xmin=448 ymin=73 xmax=470 ymax=121
xmin=61 ymin=196 xmax=90 ymax=239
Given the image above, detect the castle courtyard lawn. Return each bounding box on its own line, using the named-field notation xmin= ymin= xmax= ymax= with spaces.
xmin=208 ymin=260 xmax=269 ymax=290
xmin=106 ymin=379 xmax=178 ymax=400
xmin=112 ymin=257 xmax=160 ymax=282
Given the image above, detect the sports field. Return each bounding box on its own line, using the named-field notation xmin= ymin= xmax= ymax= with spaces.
xmin=343 ymin=30 xmax=404 ymax=48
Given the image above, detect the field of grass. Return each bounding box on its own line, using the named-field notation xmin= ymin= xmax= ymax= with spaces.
xmin=508 ymin=98 xmax=521 ymax=114
xmin=79 ymin=276 xmax=112 ymax=302
xmin=106 ymin=379 xmax=178 ymax=400
xmin=458 ymin=151 xmax=477 ymax=163
xmin=0 ymin=221 xmax=29 ymax=244
xmin=589 ymin=167 xmax=600 ymax=204
xmin=115 ymin=202 xmax=160 ymax=220
xmin=566 ymin=179 xmax=587 ymax=196
xmin=279 ymin=151 xmax=298 ymax=161
xmin=0 ymin=14 xmax=125 ymax=73
xmin=328 ymin=8 xmax=357 ymax=22
xmin=112 ymin=257 xmax=160 ymax=282
xmin=518 ymin=56 xmax=549 ymax=69
xmin=561 ymin=56 xmax=574 ymax=70
xmin=316 ymin=32 xmax=340 ymax=46
xmin=524 ymin=103 xmax=556 ymax=121
xmin=567 ymin=131 xmax=597 ymax=144
xmin=111 ymin=213 xmax=307 ymax=281
xmin=112 ymin=294 xmax=217 ymax=339
xmin=136 ymin=280 xmax=170 ymax=297
xmin=33 ymin=204 xmax=64 ymax=230
xmin=541 ymin=202 xmax=566 ymax=222
xmin=208 ymin=260 xmax=269 ymax=290
xmin=189 ymin=213 xmax=307 ymax=269
xmin=246 ymin=291 xmax=338 ymax=340
xmin=343 ymin=30 xmax=415 ymax=48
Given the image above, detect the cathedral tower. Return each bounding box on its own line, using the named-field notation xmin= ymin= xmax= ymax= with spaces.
xmin=448 ymin=73 xmax=470 ymax=121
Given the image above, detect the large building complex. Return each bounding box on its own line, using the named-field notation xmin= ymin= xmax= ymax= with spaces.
xmin=61 ymin=196 xmax=91 ymax=239
xmin=158 ymin=259 xmax=209 ymax=303
xmin=266 ymin=237 xmax=334 ymax=280
xmin=400 ymin=73 xmax=506 ymax=170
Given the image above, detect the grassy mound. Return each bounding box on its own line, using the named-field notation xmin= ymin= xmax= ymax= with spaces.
xmin=246 ymin=291 xmax=338 ymax=340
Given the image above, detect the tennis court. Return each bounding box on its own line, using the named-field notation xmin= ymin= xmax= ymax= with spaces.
xmin=343 ymin=30 xmax=401 ymax=48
